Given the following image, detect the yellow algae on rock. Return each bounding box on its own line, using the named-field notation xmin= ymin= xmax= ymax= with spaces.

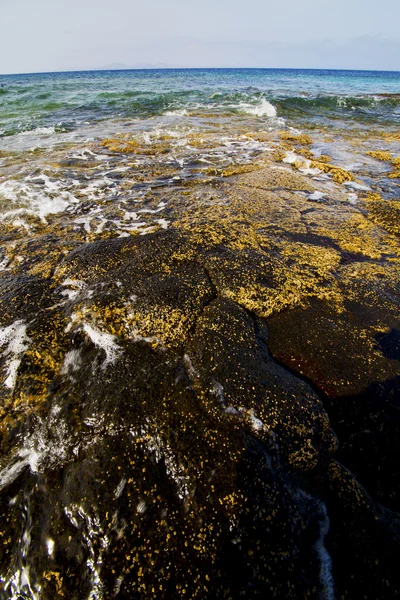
xmin=100 ymin=137 xmax=171 ymax=155
xmin=332 ymin=214 xmax=383 ymax=260
xmin=245 ymin=132 xmax=271 ymax=142
xmin=316 ymin=155 xmax=332 ymax=163
xmin=222 ymin=164 xmax=263 ymax=177
xmin=238 ymin=165 xmax=315 ymax=191
xmin=309 ymin=160 xmax=354 ymax=183
xmin=292 ymin=147 xmax=315 ymax=161
xmin=366 ymin=150 xmax=392 ymax=161
xmin=100 ymin=138 xmax=140 ymax=153
xmin=365 ymin=193 xmax=400 ymax=235
xmin=43 ymin=571 xmax=64 ymax=597
xmin=271 ymin=149 xmax=288 ymax=162
xmin=381 ymin=131 xmax=400 ymax=142
xmin=388 ymin=157 xmax=400 ymax=178
xmin=186 ymin=133 xmax=221 ymax=149
xmin=279 ymin=131 xmax=313 ymax=145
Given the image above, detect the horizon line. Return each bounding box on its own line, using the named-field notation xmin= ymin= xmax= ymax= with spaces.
xmin=1 ymin=66 xmax=400 ymax=77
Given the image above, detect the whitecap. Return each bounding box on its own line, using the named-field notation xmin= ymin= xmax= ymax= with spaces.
xmin=239 ymin=99 xmax=277 ymax=118
xmin=20 ymin=126 xmax=56 ymax=137
xmin=164 ymin=108 xmax=189 ymax=117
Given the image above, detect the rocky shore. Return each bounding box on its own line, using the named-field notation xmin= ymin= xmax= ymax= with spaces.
xmin=0 ymin=140 xmax=399 ymax=599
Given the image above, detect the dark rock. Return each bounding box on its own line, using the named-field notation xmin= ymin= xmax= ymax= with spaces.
xmin=0 ymin=196 xmax=399 ymax=598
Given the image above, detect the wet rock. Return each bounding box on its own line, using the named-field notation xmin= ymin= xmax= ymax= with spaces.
xmin=324 ymin=461 xmax=400 ymax=600
xmin=1 ymin=160 xmax=399 ymax=598
xmin=267 ymin=293 xmax=400 ymax=513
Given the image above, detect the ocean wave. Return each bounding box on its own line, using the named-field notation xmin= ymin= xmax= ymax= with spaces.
xmin=163 ymin=108 xmax=189 ymax=117
xmin=238 ymin=98 xmax=277 ymax=118
xmin=160 ymin=97 xmax=279 ymax=120
xmin=277 ymin=94 xmax=400 ymax=111
xmin=19 ymin=126 xmax=57 ymax=136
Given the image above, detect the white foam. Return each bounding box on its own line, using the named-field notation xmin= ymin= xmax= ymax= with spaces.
xmin=308 ymin=191 xmax=326 ymax=201
xmin=300 ymin=167 xmax=323 ymax=176
xmin=61 ymin=278 xmax=85 ymax=288
xmin=240 ymin=99 xmax=277 ymax=118
xmin=115 ymin=478 xmax=127 ymax=499
xmin=183 ymin=353 xmax=199 ymax=380
xmin=347 ymin=192 xmax=358 ymax=205
xmin=70 ymin=148 xmax=109 ymax=161
xmin=138 ymin=203 xmax=164 ymax=214
xmin=78 ymin=177 xmax=115 ymax=200
xmin=343 ymin=181 xmax=371 ymax=191
xmin=224 ymin=406 xmax=239 ymax=415
xmin=212 ymin=381 xmax=226 ymax=405
xmin=142 ymin=132 xmax=151 ymax=144
xmin=247 ymin=409 xmax=266 ymax=432
xmin=0 ymin=411 xmax=71 ymax=493
xmin=0 ymin=179 xmax=77 ymax=222
xmin=0 ymin=255 xmax=9 ymax=270
xmin=136 ymin=499 xmax=147 ymax=514
xmin=74 ymin=204 xmax=163 ymax=236
xmin=46 ymin=539 xmax=55 ymax=557
xmin=315 ymin=502 xmax=335 ymax=600
xmin=122 ymin=210 xmax=140 ymax=221
xmin=82 ymin=322 xmax=121 ymax=367
xmin=20 ymin=127 xmax=56 ymax=137
xmin=60 ymin=279 xmax=87 ymax=301
xmin=156 ymin=218 xmax=169 ymax=230
xmin=74 ymin=216 xmax=93 ymax=233
xmin=60 ymin=349 xmax=82 ymax=375
xmin=283 ymin=151 xmax=300 ymax=165
xmin=164 ymin=108 xmax=189 ymax=117
xmin=0 ymin=320 xmax=31 ymax=389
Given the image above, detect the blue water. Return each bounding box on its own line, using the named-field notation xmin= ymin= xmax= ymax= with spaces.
xmin=1 ymin=68 xmax=400 ymax=139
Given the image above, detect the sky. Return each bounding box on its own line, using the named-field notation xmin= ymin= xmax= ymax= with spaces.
xmin=1 ymin=0 xmax=399 ymax=74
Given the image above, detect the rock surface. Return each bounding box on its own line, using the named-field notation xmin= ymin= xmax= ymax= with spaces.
xmin=0 ymin=163 xmax=399 ymax=599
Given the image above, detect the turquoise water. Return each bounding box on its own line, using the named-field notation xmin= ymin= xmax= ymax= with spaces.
xmin=1 ymin=68 xmax=400 ymax=139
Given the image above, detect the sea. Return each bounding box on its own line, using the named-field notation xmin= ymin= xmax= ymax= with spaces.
xmin=0 ymin=68 xmax=399 ymax=236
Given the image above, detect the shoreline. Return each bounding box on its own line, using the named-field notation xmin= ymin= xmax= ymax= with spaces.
xmin=0 ymin=125 xmax=399 ymax=597
xmin=0 ymin=68 xmax=399 ymax=597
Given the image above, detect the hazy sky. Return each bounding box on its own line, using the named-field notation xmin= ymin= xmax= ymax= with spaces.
xmin=1 ymin=0 xmax=399 ymax=73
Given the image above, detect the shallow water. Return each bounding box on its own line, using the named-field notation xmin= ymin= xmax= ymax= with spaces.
xmin=0 ymin=68 xmax=399 ymax=241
